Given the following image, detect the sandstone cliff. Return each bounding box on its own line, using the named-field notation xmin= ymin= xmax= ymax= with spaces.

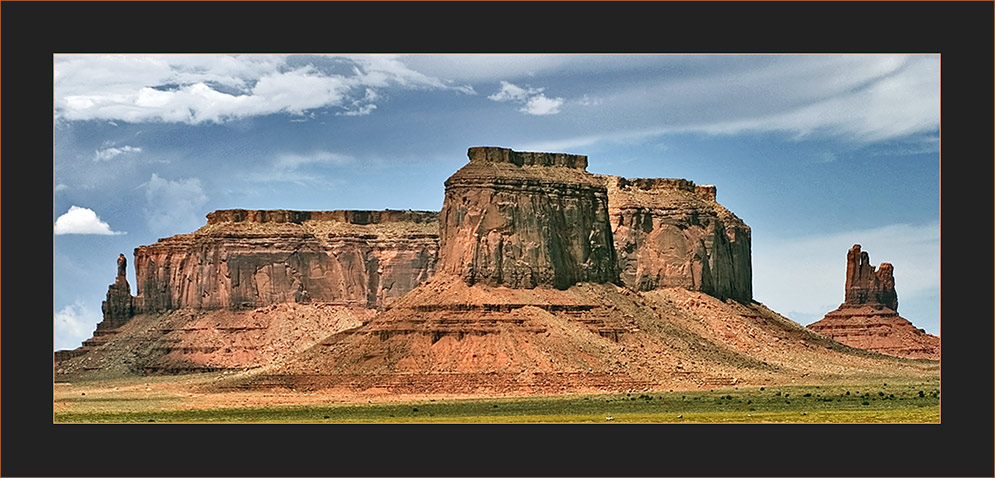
xmin=437 ymin=147 xmax=617 ymax=289
xmin=134 ymin=209 xmax=439 ymax=312
xmin=807 ymin=244 xmax=939 ymax=360
xmin=602 ymin=176 xmax=752 ymax=302
xmin=231 ymin=148 xmax=928 ymax=396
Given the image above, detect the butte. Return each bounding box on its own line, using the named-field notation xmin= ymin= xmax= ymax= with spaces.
xmin=807 ymin=244 xmax=940 ymax=360
xmin=208 ymin=147 xmax=933 ymax=396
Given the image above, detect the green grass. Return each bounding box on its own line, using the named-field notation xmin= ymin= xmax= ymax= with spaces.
xmin=55 ymin=382 xmax=940 ymax=423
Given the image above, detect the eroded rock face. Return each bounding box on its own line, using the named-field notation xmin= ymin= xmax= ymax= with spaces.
xmin=437 ymin=147 xmax=618 ymax=289
xmin=844 ymin=244 xmax=898 ymax=310
xmin=99 ymin=253 xmax=135 ymax=329
xmin=134 ymin=209 xmax=439 ymax=311
xmin=603 ymin=176 xmax=752 ymax=302
xmin=808 ymin=244 xmax=938 ymax=360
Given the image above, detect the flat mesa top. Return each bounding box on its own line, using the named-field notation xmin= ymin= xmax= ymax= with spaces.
xmin=449 ymin=147 xmax=600 ymax=187
xmin=467 ymin=146 xmax=588 ymax=169
xmin=205 ymin=209 xmax=438 ymax=225
xmin=136 ymin=209 xmax=441 ymax=243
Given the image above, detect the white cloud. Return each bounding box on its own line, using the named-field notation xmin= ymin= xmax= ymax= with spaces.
xmin=54 ymin=300 xmax=99 ymax=351
xmin=54 ymin=54 xmax=471 ymax=124
xmin=55 ymin=183 xmax=70 ymax=192
xmin=752 ymin=221 xmax=940 ymax=327
xmin=489 ymin=80 xmax=564 ymax=116
xmin=53 ymin=205 xmax=125 ymax=235
xmin=336 ymin=88 xmax=379 ymax=116
xmin=94 ymin=145 xmax=142 ymax=161
xmin=144 ymin=173 xmax=208 ymax=234
xmin=488 ymin=81 xmax=538 ymax=102
xmin=520 ymin=95 xmax=564 ymax=116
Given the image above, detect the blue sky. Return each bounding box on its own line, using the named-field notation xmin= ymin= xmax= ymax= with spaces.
xmin=53 ymin=54 xmax=940 ymax=351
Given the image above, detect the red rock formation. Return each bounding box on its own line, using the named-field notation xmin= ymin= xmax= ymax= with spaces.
xmin=808 ymin=244 xmax=939 ymax=360
xmin=603 ymin=176 xmax=752 ymax=302
xmin=54 ymin=304 xmax=374 ymax=378
xmin=437 ymin=147 xmax=617 ymax=289
xmin=231 ymin=148 xmax=933 ymax=396
xmin=844 ymin=244 xmax=898 ymax=310
xmin=134 ymin=209 xmax=439 ymax=311
xmin=99 ymin=253 xmax=136 ymax=329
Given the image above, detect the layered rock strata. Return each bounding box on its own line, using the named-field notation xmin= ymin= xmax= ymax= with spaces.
xmin=54 ymin=304 xmax=374 ymax=378
xmin=603 ymin=176 xmax=752 ymax=302
xmin=134 ymin=209 xmax=439 ymax=312
xmin=807 ymin=245 xmax=939 ymax=360
xmin=231 ymin=148 xmax=932 ymax=396
xmin=437 ymin=147 xmax=617 ymax=289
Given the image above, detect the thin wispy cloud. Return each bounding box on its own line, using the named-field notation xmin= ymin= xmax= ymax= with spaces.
xmin=94 ymin=145 xmax=142 ymax=161
xmin=246 ymin=150 xmax=354 ymax=185
xmin=53 ymin=205 xmax=126 ymax=235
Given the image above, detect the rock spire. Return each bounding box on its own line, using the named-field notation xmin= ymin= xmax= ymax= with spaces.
xmin=99 ymin=253 xmax=135 ymax=330
xmin=843 ymin=244 xmax=898 ymax=311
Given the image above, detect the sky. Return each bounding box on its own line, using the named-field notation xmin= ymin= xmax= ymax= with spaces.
xmin=52 ymin=54 xmax=941 ymax=351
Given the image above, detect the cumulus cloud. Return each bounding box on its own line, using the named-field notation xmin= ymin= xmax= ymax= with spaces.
xmin=54 ymin=300 xmax=99 ymax=351
xmin=489 ymin=80 xmax=565 ymax=116
xmin=144 ymin=173 xmax=208 ymax=234
xmin=94 ymin=145 xmax=142 ymax=161
xmin=520 ymin=95 xmax=564 ymax=116
xmin=53 ymin=205 xmax=125 ymax=235
xmin=54 ymin=54 xmax=472 ymax=124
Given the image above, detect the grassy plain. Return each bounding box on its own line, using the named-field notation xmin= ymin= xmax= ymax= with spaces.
xmin=55 ymin=379 xmax=939 ymax=423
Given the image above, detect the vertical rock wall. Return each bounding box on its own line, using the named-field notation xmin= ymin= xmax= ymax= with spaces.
xmin=437 ymin=147 xmax=618 ymax=289
xmin=603 ymin=176 xmax=752 ymax=302
xmin=133 ymin=210 xmax=439 ymax=312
